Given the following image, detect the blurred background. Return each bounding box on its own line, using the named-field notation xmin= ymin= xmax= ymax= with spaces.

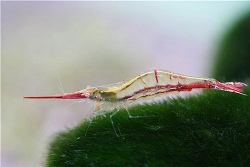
xmin=2 ymin=2 xmax=250 ymax=166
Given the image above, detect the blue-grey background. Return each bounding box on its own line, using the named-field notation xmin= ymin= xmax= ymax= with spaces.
xmin=2 ymin=2 xmax=250 ymax=166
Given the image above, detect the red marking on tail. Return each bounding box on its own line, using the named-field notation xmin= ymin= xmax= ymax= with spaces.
xmin=224 ymin=82 xmax=247 ymax=88
xmin=214 ymin=81 xmax=247 ymax=94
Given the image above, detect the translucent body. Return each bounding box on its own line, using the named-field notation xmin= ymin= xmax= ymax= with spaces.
xmin=80 ymin=70 xmax=246 ymax=103
xmin=24 ymin=69 xmax=247 ymax=102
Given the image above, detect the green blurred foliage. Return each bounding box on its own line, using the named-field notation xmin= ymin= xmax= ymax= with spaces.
xmin=212 ymin=11 xmax=250 ymax=81
xmin=47 ymin=85 xmax=250 ymax=167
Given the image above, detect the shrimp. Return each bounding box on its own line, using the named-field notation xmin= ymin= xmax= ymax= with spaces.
xmin=23 ymin=69 xmax=247 ymax=136
xmin=23 ymin=69 xmax=247 ymax=101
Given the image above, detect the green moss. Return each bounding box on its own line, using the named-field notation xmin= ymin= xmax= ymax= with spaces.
xmin=46 ymin=84 xmax=250 ymax=167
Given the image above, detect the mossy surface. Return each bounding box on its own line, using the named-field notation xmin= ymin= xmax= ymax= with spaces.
xmin=46 ymin=84 xmax=250 ymax=167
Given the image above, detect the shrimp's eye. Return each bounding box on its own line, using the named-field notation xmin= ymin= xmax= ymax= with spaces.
xmin=84 ymin=92 xmax=91 ymax=98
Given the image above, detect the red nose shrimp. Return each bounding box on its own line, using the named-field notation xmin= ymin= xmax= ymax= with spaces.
xmin=24 ymin=69 xmax=247 ymax=136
